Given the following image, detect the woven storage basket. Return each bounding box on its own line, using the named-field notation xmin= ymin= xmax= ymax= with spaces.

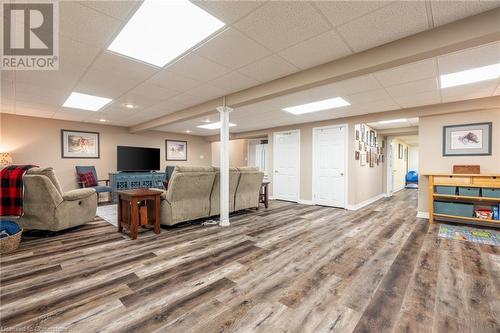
xmin=0 ymin=229 xmax=22 ymax=254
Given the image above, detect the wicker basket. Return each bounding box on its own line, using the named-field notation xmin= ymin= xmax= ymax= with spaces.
xmin=0 ymin=229 xmax=22 ymax=254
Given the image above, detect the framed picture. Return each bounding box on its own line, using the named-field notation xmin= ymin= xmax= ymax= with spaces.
xmin=355 ymin=151 xmax=360 ymax=160
xmin=381 ymin=155 xmax=385 ymax=163
xmin=370 ymin=148 xmax=376 ymax=167
xmin=369 ymin=130 xmax=376 ymax=147
xmin=355 ymin=130 xmax=360 ymax=141
xmin=359 ymin=142 xmax=363 ymax=151
xmin=166 ymin=140 xmax=187 ymax=161
xmin=398 ymin=144 xmax=403 ymax=159
xmin=443 ymin=122 xmax=492 ymax=156
xmin=360 ymin=152 xmax=367 ymax=166
xmin=61 ymin=130 xmax=99 ymax=158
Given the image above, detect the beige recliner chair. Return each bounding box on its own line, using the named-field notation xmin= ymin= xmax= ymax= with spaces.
xmin=209 ymin=167 xmax=240 ymax=216
xmin=18 ymin=168 xmax=97 ymax=231
xmin=234 ymin=167 xmax=264 ymax=211
xmin=158 ymin=166 xmax=216 ymax=226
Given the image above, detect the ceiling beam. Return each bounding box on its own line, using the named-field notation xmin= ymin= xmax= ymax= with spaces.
xmin=130 ymin=8 xmax=500 ymax=133
xmin=203 ymin=96 xmax=500 ymax=142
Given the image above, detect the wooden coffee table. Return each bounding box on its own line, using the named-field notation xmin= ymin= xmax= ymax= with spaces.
xmin=117 ymin=189 xmax=161 ymax=240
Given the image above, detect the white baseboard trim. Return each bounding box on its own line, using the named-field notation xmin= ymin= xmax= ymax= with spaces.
xmin=393 ymin=186 xmax=405 ymax=193
xmin=346 ymin=193 xmax=386 ymax=211
xmin=269 ymin=196 xmax=275 ymax=200
xmin=417 ymin=211 xmax=430 ymax=219
xmin=298 ymin=199 xmax=314 ymax=205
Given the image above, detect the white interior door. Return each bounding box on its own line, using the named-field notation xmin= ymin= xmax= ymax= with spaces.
xmin=313 ymin=126 xmax=346 ymax=208
xmin=273 ymin=130 xmax=300 ymax=202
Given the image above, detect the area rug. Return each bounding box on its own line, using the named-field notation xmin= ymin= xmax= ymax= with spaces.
xmin=97 ymin=204 xmax=117 ymax=226
xmin=438 ymin=224 xmax=500 ymax=246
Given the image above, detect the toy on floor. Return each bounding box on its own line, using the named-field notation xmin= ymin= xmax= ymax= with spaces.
xmin=405 ymin=170 xmax=419 ymax=189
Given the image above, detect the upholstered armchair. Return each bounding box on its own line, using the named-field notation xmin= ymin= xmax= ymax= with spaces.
xmin=75 ymin=166 xmax=112 ymax=203
xmin=18 ymin=168 xmax=97 ymax=231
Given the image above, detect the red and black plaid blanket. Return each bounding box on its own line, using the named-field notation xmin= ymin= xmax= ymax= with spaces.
xmin=0 ymin=165 xmax=38 ymax=216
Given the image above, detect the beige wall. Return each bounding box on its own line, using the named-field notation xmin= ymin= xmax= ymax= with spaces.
xmin=211 ymin=139 xmax=248 ymax=168
xmin=391 ymin=138 xmax=409 ymax=192
xmin=0 ymin=114 xmax=211 ymax=191
xmin=418 ymin=108 xmax=500 ymax=213
xmin=250 ymin=120 xmax=385 ymax=206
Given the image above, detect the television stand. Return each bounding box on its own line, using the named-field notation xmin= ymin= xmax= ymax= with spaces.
xmin=109 ymin=171 xmax=165 ymax=203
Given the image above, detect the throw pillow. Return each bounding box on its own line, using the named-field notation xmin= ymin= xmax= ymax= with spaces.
xmin=79 ymin=172 xmax=97 ymax=187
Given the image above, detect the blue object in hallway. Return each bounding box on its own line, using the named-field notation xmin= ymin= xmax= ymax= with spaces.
xmin=405 ymin=170 xmax=419 ymax=189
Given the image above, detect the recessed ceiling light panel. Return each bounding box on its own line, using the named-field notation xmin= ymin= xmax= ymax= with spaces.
xmin=107 ymin=0 xmax=225 ymax=67
xmin=63 ymin=92 xmax=112 ymax=111
xmin=440 ymin=63 xmax=500 ymax=88
xmin=197 ymin=122 xmax=236 ymax=130
xmin=282 ymin=97 xmax=350 ymax=115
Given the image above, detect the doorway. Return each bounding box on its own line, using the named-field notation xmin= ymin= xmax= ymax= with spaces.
xmin=312 ymin=125 xmax=347 ymax=208
xmin=273 ymin=130 xmax=300 ymax=202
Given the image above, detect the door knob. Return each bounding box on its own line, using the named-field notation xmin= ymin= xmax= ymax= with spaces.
xmin=340 ymin=172 xmax=344 ymax=176
xmin=275 ymin=170 xmax=278 ymax=173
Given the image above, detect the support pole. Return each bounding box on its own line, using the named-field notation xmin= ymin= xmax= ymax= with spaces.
xmin=216 ymin=103 xmax=233 ymax=227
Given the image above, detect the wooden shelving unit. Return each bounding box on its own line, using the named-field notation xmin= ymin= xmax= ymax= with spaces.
xmin=425 ymin=173 xmax=500 ymax=228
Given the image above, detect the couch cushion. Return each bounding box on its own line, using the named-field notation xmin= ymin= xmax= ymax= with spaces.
xmin=27 ymin=167 xmax=64 ymax=195
xmin=79 ymin=172 xmax=97 ymax=187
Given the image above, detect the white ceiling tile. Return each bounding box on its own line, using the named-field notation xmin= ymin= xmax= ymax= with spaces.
xmin=191 ymin=0 xmax=263 ymax=24
xmin=278 ymin=30 xmax=352 ymax=70
xmin=374 ymin=59 xmax=437 ymax=87
xmin=91 ymin=51 xmax=158 ymax=81
xmin=194 ymin=28 xmax=271 ymax=70
xmin=11 ymin=82 xmax=71 ymax=107
xmin=59 ymin=2 xmax=123 ymax=48
xmin=147 ymin=70 xmax=202 ymax=92
xmin=126 ymin=83 xmax=180 ymax=104
xmin=75 ymin=67 xmax=141 ymax=98
xmin=210 ymin=72 xmax=259 ymax=93
xmin=234 ymin=2 xmax=330 ymax=52
xmin=237 ymin=55 xmax=298 ymax=82
xmin=9 ymin=62 xmax=87 ymax=92
xmin=337 ymin=1 xmax=429 ymax=52
xmin=78 ymin=0 xmax=140 ymax=21
xmin=52 ymin=110 xmax=93 ymax=121
xmin=385 ymin=78 xmax=439 ymax=98
xmin=437 ymin=41 xmax=500 ymax=74
xmin=314 ymin=1 xmax=391 ymax=27
xmin=392 ymin=89 xmax=441 ymax=108
xmin=59 ymin=36 xmax=101 ymax=69
xmin=166 ymin=53 xmax=231 ymax=82
xmin=186 ymin=83 xmax=228 ymax=100
xmin=98 ymin=105 xmax=142 ymax=120
xmin=431 ymin=1 xmax=499 ymax=27
xmin=158 ymin=92 xmax=211 ymax=111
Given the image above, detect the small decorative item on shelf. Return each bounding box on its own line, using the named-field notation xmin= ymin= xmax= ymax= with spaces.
xmin=493 ymin=206 xmax=499 ymax=220
xmin=0 ymin=220 xmax=22 ymax=253
xmin=453 ymin=165 xmax=480 ymax=174
xmin=475 ymin=207 xmax=493 ymax=220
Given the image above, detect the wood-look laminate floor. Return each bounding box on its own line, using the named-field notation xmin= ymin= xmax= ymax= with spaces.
xmin=1 ymin=190 xmax=499 ymax=333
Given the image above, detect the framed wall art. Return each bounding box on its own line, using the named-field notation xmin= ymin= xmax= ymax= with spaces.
xmin=61 ymin=130 xmax=100 ymax=159
xmin=166 ymin=140 xmax=187 ymax=161
xmin=443 ymin=122 xmax=492 ymax=156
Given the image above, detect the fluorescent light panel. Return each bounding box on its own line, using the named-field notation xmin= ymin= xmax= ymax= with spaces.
xmin=283 ymin=97 xmax=350 ymax=115
xmin=378 ymin=118 xmax=407 ymax=124
xmin=440 ymin=63 xmax=500 ymax=88
xmin=63 ymin=92 xmax=112 ymax=111
xmin=108 ymin=0 xmax=225 ymax=67
xmin=197 ymin=122 xmax=236 ymax=130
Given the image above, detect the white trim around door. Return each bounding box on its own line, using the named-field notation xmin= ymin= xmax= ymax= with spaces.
xmin=273 ymin=129 xmax=300 ymax=202
xmin=312 ymin=124 xmax=348 ymax=209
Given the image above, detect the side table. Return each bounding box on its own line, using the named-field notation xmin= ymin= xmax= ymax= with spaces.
xmin=117 ymin=189 xmax=161 ymax=240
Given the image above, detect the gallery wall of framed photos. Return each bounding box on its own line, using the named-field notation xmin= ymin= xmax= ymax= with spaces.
xmin=354 ymin=123 xmax=384 ymax=168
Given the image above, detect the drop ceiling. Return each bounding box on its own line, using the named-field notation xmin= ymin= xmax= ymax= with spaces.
xmin=1 ymin=1 xmax=499 ymax=135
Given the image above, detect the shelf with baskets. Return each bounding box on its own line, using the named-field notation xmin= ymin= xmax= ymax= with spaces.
xmin=425 ymin=173 xmax=500 ymax=228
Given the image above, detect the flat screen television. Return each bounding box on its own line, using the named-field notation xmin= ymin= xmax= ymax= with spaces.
xmin=117 ymin=146 xmax=160 ymax=172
